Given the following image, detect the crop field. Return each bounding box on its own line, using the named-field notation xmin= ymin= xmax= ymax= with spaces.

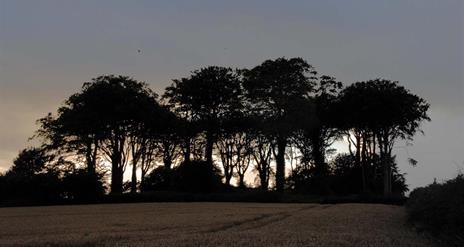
xmin=0 ymin=203 xmax=434 ymax=246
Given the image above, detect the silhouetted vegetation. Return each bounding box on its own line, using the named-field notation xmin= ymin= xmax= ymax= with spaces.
xmin=0 ymin=57 xmax=432 ymax=205
xmin=142 ymin=160 xmax=223 ymax=193
xmin=61 ymin=169 xmax=106 ymax=201
xmin=407 ymin=174 xmax=464 ymax=246
xmin=287 ymin=153 xmax=408 ymax=195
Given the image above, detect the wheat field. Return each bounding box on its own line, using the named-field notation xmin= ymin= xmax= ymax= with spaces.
xmin=0 ymin=202 xmax=434 ymax=246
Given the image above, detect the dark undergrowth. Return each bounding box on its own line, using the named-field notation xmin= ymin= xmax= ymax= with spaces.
xmin=406 ymin=174 xmax=464 ymax=247
xmin=0 ymin=190 xmax=407 ymax=207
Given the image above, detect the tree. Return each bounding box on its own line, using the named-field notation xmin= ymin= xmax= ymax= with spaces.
xmin=2 ymin=148 xmax=62 ymax=201
xmin=289 ymin=76 xmax=342 ymax=194
xmin=36 ymin=110 xmax=101 ymax=177
xmin=37 ymin=75 xmax=163 ymax=194
xmin=338 ymin=79 xmax=429 ymax=196
xmin=251 ymin=133 xmax=274 ymax=190
xmin=138 ymin=107 xmax=182 ymax=191
xmin=308 ymin=76 xmax=342 ymax=175
xmin=243 ymin=57 xmax=317 ymax=192
xmin=9 ymin=148 xmax=52 ymax=177
xmin=163 ymin=66 xmax=243 ymax=164
xmin=154 ymin=107 xmax=183 ymax=171
xmin=234 ymin=133 xmax=252 ymax=188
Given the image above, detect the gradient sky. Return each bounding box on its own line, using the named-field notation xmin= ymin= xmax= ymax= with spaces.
xmin=1 ymin=0 xmax=463 ymax=190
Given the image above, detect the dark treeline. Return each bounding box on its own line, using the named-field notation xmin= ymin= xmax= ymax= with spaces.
xmin=0 ymin=57 xmax=430 ymax=203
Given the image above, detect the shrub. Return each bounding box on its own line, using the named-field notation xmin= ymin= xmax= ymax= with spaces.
xmin=141 ymin=166 xmax=173 ymax=191
xmin=61 ymin=169 xmax=106 ymax=202
xmin=406 ymin=174 xmax=464 ymax=246
xmin=286 ymin=166 xmax=331 ymax=195
xmin=287 ymin=154 xmax=408 ymax=196
xmin=0 ymin=171 xmax=62 ymax=203
xmin=171 ymin=160 xmax=223 ymax=193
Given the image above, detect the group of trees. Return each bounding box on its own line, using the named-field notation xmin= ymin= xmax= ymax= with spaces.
xmin=0 ymin=57 xmax=430 ymax=202
xmin=0 ymin=147 xmax=105 ymax=202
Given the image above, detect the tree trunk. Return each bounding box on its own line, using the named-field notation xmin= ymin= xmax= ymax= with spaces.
xmin=205 ymin=131 xmax=214 ymax=164
xmin=85 ymin=141 xmax=93 ymax=175
xmin=140 ymin=169 xmax=146 ymax=192
xmin=311 ymin=129 xmax=326 ymax=175
xmin=110 ymin=138 xmax=124 ymax=194
xmin=361 ymin=133 xmax=367 ymax=193
xmin=275 ymin=137 xmax=286 ymax=192
xmin=354 ymin=133 xmax=363 ymax=192
xmin=261 ymin=168 xmax=269 ymax=191
xmin=91 ymin=138 xmax=98 ymax=173
xmin=183 ymin=138 xmax=191 ymax=163
xmin=225 ymin=173 xmax=232 ymax=186
xmin=381 ymin=134 xmax=392 ymax=197
xmin=238 ymin=175 xmax=245 ymax=188
xmin=259 ymin=159 xmax=269 ymax=191
xmin=130 ymin=160 xmax=137 ymax=194
xmin=382 ymin=158 xmax=390 ymax=196
xmin=111 ymin=162 xmax=123 ymax=194
xmin=85 ymin=139 xmax=97 ymax=176
xmin=355 ymin=134 xmax=361 ymax=169
xmin=163 ymin=157 xmax=172 ymax=170
xmin=310 ymin=129 xmax=330 ymax=194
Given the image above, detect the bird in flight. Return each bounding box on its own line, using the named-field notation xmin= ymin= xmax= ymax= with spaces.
xmin=137 ymin=49 xmax=141 ymax=53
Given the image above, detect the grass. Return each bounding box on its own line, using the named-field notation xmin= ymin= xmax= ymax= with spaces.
xmin=0 ymin=202 xmax=435 ymax=246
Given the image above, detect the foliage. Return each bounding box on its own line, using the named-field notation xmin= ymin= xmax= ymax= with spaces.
xmin=171 ymin=161 xmax=223 ymax=193
xmin=163 ymin=67 xmax=243 ymax=163
xmin=337 ymin=79 xmax=430 ymax=135
xmin=9 ymin=148 xmax=53 ymax=176
xmin=0 ymin=148 xmax=61 ymax=203
xmin=36 ymin=75 xmax=166 ymax=194
xmin=1 ymin=58 xmax=430 ymax=202
xmin=141 ymin=166 xmax=173 ymax=191
xmin=243 ymin=57 xmax=317 ymax=192
xmin=0 ymin=171 xmax=62 ymax=203
xmin=287 ymin=153 xmax=408 ymax=195
xmin=61 ymin=169 xmax=106 ymax=202
xmin=141 ymin=161 xmax=223 ymax=193
xmin=336 ymin=79 xmax=429 ymax=195
xmin=407 ymin=174 xmax=464 ymax=246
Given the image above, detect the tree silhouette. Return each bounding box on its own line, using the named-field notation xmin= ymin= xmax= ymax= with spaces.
xmin=243 ymin=57 xmax=317 ymax=192
xmin=9 ymin=148 xmax=52 ymax=177
xmin=5 ymin=59 xmax=429 ymax=203
xmin=289 ymin=76 xmax=343 ymax=194
xmin=163 ymin=66 xmax=243 ymax=164
xmin=251 ymin=133 xmax=274 ymax=191
xmin=37 ymin=75 xmax=163 ymax=194
xmin=0 ymin=148 xmax=62 ymax=202
xmin=338 ymin=79 xmax=430 ymax=195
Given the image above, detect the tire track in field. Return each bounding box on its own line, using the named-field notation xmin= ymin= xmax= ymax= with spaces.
xmin=204 ymin=204 xmax=322 ymax=233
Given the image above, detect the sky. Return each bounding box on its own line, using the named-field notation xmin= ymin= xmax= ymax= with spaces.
xmin=0 ymin=0 xmax=463 ymax=190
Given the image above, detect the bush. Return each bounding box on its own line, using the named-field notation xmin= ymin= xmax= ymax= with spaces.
xmin=406 ymin=174 xmax=464 ymax=246
xmin=329 ymin=154 xmax=363 ymax=195
xmin=171 ymin=160 xmax=223 ymax=193
xmin=61 ymin=169 xmax=106 ymax=202
xmin=286 ymin=166 xmax=332 ymax=195
xmin=287 ymin=154 xmax=408 ymax=196
xmin=0 ymin=171 xmax=62 ymax=204
xmin=141 ymin=161 xmax=223 ymax=193
xmin=141 ymin=166 xmax=173 ymax=191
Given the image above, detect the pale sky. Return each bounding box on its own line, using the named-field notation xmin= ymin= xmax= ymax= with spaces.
xmin=0 ymin=0 xmax=463 ymax=190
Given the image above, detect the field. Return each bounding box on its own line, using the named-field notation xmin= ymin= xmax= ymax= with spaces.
xmin=0 ymin=203 xmax=434 ymax=247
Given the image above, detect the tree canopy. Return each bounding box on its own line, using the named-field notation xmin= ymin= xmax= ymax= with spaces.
xmin=1 ymin=58 xmax=431 ymax=202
